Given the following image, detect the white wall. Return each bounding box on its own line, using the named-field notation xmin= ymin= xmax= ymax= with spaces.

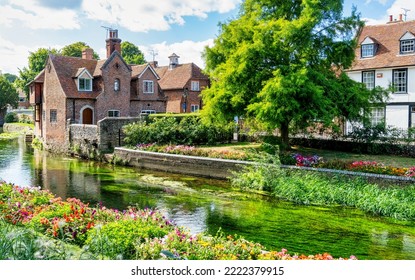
xmin=385 ymin=105 xmax=408 ymax=129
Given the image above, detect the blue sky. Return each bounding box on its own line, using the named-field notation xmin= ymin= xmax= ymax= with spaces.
xmin=0 ymin=0 xmax=414 ymax=75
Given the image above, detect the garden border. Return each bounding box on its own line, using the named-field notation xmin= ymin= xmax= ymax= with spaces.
xmin=114 ymin=147 xmax=415 ymax=182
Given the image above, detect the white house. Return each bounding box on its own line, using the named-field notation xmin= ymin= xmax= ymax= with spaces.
xmin=345 ymin=15 xmax=415 ymax=133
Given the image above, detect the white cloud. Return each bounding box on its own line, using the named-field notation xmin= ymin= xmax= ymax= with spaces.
xmin=140 ymin=39 xmax=214 ymax=68
xmin=0 ymin=0 xmax=80 ymax=30
xmin=0 ymin=36 xmax=63 ymax=75
xmin=82 ymin=0 xmax=241 ymax=32
xmin=365 ymin=0 xmax=389 ymax=5
xmin=361 ymin=0 xmax=415 ymax=25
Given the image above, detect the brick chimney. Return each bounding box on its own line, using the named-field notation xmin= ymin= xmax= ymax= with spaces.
xmin=106 ymin=29 xmax=122 ymax=58
xmin=399 ymin=14 xmax=403 ymax=21
xmin=82 ymin=48 xmax=94 ymax=60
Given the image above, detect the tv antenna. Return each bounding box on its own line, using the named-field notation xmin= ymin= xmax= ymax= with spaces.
xmin=402 ymin=8 xmax=411 ymax=21
xmin=149 ymin=49 xmax=158 ymax=61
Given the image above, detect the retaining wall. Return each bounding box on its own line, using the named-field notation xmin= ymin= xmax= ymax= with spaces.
xmin=114 ymin=148 xmax=254 ymax=179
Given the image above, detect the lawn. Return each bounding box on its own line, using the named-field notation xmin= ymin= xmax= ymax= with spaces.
xmin=199 ymin=142 xmax=415 ymax=168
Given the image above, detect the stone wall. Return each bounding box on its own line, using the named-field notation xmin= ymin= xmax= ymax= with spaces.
xmin=97 ymin=117 xmax=142 ymax=151
xmin=68 ymin=117 xmax=143 ymax=155
xmin=2 ymin=123 xmax=34 ymax=134
xmin=114 ymin=148 xmax=254 ymax=179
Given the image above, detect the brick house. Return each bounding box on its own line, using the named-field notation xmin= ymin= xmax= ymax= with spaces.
xmin=345 ymin=15 xmax=415 ymax=133
xmin=28 ymin=30 xmax=208 ymax=150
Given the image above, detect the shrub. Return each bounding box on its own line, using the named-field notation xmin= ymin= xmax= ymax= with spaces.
xmin=4 ymin=112 xmax=18 ymax=123
xmin=123 ymin=116 xmax=234 ymax=146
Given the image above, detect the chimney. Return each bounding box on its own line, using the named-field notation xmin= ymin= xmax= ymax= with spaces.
xmin=106 ymin=29 xmax=122 ymax=58
xmin=399 ymin=14 xmax=403 ymax=21
xmin=389 ymin=15 xmax=393 ymax=22
xmin=82 ymin=48 xmax=94 ymax=60
xmin=168 ymin=53 xmax=179 ymax=70
xmin=149 ymin=61 xmax=158 ymax=68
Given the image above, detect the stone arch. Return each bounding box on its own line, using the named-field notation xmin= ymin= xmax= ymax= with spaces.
xmin=80 ymin=105 xmax=94 ymax=125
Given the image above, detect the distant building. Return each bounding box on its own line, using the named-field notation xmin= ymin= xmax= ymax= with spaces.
xmin=28 ymin=29 xmax=209 ymax=150
xmin=345 ymin=15 xmax=415 ymax=133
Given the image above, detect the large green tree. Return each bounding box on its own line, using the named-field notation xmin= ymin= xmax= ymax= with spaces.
xmin=61 ymin=42 xmax=100 ymax=59
xmin=121 ymin=41 xmax=146 ymax=65
xmin=15 ymin=48 xmax=59 ymax=97
xmin=202 ymin=0 xmax=387 ymax=147
xmin=0 ymin=74 xmax=18 ymax=122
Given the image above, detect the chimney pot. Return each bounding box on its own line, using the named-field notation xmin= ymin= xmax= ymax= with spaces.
xmin=389 ymin=15 xmax=393 ymax=22
xmin=399 ymin=14 xmax=403 ymax=21
xmin=106 ymin=29 xmax=122 ymax=58
xmin=82 ymin=48 xmax=94 ymax=60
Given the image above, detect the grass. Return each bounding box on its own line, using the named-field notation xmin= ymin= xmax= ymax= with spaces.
xmin=290 ymin=146 xmax=415 ymax=168
xmin=0 ymin=132 xmax=21 ymax=140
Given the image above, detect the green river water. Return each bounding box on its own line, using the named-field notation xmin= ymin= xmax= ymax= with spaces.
xmin=1 ymin=137 xmax=415 ymax=259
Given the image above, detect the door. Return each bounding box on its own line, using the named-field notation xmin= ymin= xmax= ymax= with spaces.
xmin=82 ymin=108 xmax=93 ymax=124
xmin=411 ymin=106 xmax=415 ymax=128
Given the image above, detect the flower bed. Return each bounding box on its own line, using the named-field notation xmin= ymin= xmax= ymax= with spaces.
xmin=0 ymin=181 xmax=355 ymax=260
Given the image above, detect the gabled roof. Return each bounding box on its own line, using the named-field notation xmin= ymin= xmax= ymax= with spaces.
xmin=27 ymin=69 xmax=45 ymax=86
xmin=49 ymin=54 xmax=100 ymax=98
xmin=131 ymin=63 xmax=160 ymax=79
xmin=155 ymin=63 xmax=208 ymax=90
xmin=348 ymin=20 xmax=415 ymax=71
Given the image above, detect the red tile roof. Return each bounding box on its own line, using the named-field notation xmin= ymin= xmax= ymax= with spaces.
xmin=50 ymin=55 xmax=100 ymax=99
xmin=155 ymin=63 xmax=208 ymax=90
xmin=348 ymin=20 xmax=415 ymax=71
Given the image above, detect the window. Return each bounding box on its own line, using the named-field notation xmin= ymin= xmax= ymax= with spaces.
xmin=362 ymin=71 xmax=375 ymax=90
xmin=114 ymin=78 xmax=120 ymax=91
xmin=143 ymin=80 xmax=154 ymax=93
xmin=50 ymin=109 xmax=57 ymax=123
xmin=108 ymin=110 xmax=120 ymax=117
xmin=78 ymin=78 xmax=92 ymax=91
xmin=140 ymin=110 xmax=156 ymax=115
xmin=370 ymin=107 xmax=384 ymax=126
xmin=400 ymin=40 xmax=415 ymax=54
xmin=361 ymin=44 xmax=375 ymax=58
xmin=393 ymin=69 xmax=407 ymax=93
xmin=191 ymin=104 xmax=199 ymax=112
xmin=191 ymin=81 xmax=200 ymax=91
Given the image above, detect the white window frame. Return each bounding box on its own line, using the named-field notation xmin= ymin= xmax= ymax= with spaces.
xmin=191 ymin=81 xmax=200 ymax=91
xmin=393 ymin=68 xmax=407 ymax=93
xmin=370 ymin=107 xmax=385 ymax=126
xmin=108 ymin=110 xmax=120 ymax=117
xmin=362 ymin=71 xmax=375 ymax=90
xmin=143 ymin=80 xmax=154 ymax=94
xmin=190 ymin=104 xmax=200 ymax=112
xmin=400 ymin=39 xmax=415 ymax=54
xmin=361 ymin=44 xmax=375 ymax=58
xmin=78 ymin=77 xmax=92 ymax=91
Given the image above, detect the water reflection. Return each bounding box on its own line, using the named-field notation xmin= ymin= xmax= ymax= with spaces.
xmin=1 ymin=137 xmax=415 ymax=259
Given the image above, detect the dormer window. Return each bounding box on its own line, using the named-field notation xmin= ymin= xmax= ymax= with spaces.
xmin=361 ymin=37 xmax=377 ymax=58
xmin=79 ymin=78 xmax=92 ymax=91
xmin=76 ymin=68 xmax=93 ymax=92
xmin=400 ymin=32 xmax=415 ymax=54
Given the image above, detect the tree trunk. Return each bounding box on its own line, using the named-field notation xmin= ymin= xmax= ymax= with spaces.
xmin=280 ymin=122 xmax=290 ymax=150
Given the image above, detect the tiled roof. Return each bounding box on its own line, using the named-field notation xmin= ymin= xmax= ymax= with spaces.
xmin=131 ymin=64 xmax=147 ymax=77
xmin=155 ymin=63 xmax=208 ymax=90
xmin=50 ymin=55 xmax=100 ymax=98
xmin=348 ymin=20 xmax=415 ymax=71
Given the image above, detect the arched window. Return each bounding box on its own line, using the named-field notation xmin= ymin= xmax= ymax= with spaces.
xmin=114 ymin=78 xmax=120 ymax=91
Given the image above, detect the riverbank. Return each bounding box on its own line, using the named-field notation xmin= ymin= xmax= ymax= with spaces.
xmin=0 ymin=181 xmax=352 ymax=260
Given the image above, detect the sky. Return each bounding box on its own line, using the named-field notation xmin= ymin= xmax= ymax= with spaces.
xmin=1 ymin=0 xmax=415 ymax=76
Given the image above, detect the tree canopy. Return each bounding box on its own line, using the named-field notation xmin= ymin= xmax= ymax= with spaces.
xmin=121 ymin=41 xmax=146 ymax=65
xmin=15 ymin=48 xmax=59 ymax=97
xmin=202 ymin=0 xmax=387 ymax=147
xmin=0 ymin=74 xmax=18 ymax=113
xmin=61 ymin=42 xmax=100 ymax=59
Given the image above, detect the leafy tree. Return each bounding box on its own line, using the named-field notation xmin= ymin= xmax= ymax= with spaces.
xmin=61 ymin=42 xmax=100 ymax=59
xmin=0 ymin=75 xmax=18 ymax=123
xmin=202 ymin=0 xmax=387 ymax=148
xmin=121 ymin=41 xmax=146 ymax=65
xmin=15 ymin=48 xmax=59 ymax=97
xmin=3 ymin=73 xmax=17 ymax=83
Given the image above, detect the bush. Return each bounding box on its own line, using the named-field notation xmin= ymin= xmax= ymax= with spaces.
xmin=123 ymin=116 xmax=234 ymax=146
xmin=4 ymin=112 xmax=18 ymax=123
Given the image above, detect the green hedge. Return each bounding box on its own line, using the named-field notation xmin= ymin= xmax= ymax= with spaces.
xmin=123 ymin=115 xmax=234 ymax=146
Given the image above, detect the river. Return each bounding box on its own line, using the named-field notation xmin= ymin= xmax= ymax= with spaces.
xmin=1 ymin=137 xmax=415 ymax=259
